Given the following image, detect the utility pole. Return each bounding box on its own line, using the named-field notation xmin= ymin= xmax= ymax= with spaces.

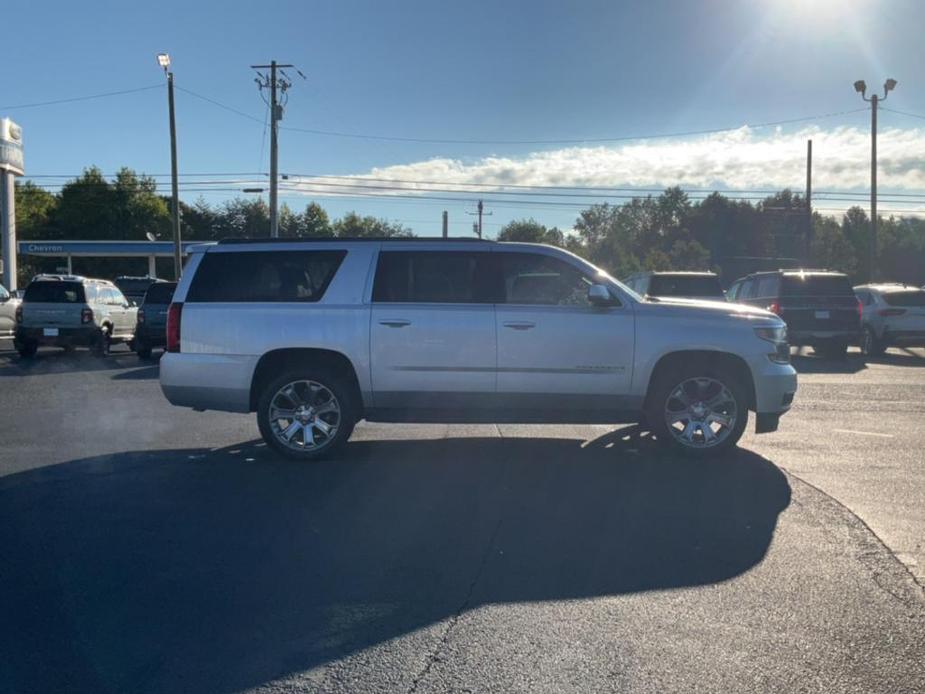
xmin=466 ymin=199 xmax=492 ymax=238
xmin=0 ymin=118 xmax=23 ymax=291
xmin=854 ymin=78 xmax=897 ymax=281
xmin=253 ymin=60 xmax=296 ymax=237
xmin=805 ymin=139 xmax=812 ymax=264
xmin=442 ymin=210 xmax=448 ymax=238
xmin=157 ymin=54 xmax=182 ymax=279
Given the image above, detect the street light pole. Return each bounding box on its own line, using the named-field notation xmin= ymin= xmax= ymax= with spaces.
xmin=158 ymin=53 xmax=182 ymax=280
xmin=853 ymin=78 xmax=897 ymax=282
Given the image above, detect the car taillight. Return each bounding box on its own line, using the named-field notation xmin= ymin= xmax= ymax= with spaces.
xmin=166 ymin=302 xmax=182 ymax=353
xmin=15 ymin=306 xmax=22 ymax=324
xmin=878 ymin=308 xmax=906 ymax=317
xmin=137 ymin=308 xmax=146 ymax=324
xmin=767 ymin=301 xmax=781 ymax=315
xmin=857 ymin=300 xmax=864 ymax=320
xmin=81 ymin=308 xmax=93 ymax=324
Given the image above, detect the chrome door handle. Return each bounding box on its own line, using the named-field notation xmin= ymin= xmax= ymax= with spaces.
xmin=379 ymin=319 xmax=411 ymax=327
xmin=503 ymin=321 xmax=536 ymax=330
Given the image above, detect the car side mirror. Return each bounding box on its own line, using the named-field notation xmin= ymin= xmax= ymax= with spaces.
xmin=588 ymin=283 xmax=616 ymax=307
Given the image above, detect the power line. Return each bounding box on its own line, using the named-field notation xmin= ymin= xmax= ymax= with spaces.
xmin=172 ymin=86 xmax=871 ymax=144
xmin=0 ymin=84 xmax=164 ymax=110
xmin=880 ymin=106 xmax=925 ymax=121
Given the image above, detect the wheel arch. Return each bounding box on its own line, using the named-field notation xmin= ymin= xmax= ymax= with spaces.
xmin=644 ymin=349 xmax=756 ymax=412
xmin=250 ymin=348 xmax=365 ymax=418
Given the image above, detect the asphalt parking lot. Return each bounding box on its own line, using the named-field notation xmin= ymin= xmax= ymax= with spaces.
xmin=1 ymin=341 xmax=924 ymax=693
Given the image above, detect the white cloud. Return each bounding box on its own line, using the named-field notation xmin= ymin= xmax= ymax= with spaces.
xmin=285 ymin=125 xmax=925 ymax=214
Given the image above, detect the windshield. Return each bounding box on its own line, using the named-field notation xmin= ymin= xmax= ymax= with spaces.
xmin=782 ymin=274 xmax=854 ymax=296
xmin=648 ymin=275 xmax=724 ymax=298
xmin=23 ymin=281 xmax=86 ymax=303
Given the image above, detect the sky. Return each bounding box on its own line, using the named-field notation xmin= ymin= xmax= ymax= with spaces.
xmin=3 ymin=0 xmax=925 ymax=236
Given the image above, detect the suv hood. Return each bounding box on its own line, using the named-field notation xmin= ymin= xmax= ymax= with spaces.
xmin=641 ymin=296 xmax=779 ymax=322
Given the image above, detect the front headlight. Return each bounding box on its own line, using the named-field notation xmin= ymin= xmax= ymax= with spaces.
xmin=755 ymin=325 xmax=790 ymax=363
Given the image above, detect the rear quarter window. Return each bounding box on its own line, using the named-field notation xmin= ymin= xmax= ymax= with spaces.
xmin=186 ymin=250 xmax=347 ymax=302
xmin=23 ymin=282 xmax=86 ymax=303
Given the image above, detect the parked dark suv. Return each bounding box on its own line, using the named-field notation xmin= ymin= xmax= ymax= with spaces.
xmin=727 ymin=270 xmax=860 ymax=359
xmin=132 ymin=281 xmax=177 ymax=359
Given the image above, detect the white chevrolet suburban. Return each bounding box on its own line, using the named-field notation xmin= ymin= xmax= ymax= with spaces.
xmin=160 ymin=239 xmax=797 ymax=459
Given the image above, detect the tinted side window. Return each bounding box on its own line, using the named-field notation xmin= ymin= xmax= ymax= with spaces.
xmin=501 ymin=253 xmax=597 ymax=306
xmin=187 ymin=251 xmax=346 ymax=302
xmin=726 ymin=282 xmax=741 ymax=300
xmin=740 ymin=279 xmax=758 ymax=299
xmin=0 ymin=285 xmax=9 ymax=301
xmin=372 ymin=252 xmax=496 ymax=303
xmin=756 ymin=275 xmax=780 ymax=298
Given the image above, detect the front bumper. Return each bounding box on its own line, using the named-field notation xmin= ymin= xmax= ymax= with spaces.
xmin=747 ymin=355 xmax=798 ymax=433
xmin=15 ymin=325 xmax=98 ymax=348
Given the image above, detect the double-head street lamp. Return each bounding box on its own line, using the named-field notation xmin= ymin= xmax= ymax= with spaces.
xmin=853 ymin=78 xmax=897 ymax=281
xmin=157 ymin=53 xmax=182 ymax=280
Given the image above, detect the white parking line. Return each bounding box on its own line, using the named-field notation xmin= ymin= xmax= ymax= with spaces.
xmin=833 ymin=429 xmax=895 ymax=438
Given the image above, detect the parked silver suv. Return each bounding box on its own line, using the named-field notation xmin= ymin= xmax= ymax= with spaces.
xmin=160 ymin=239 xmax=797 ymax=459
xmin=14 ymin=275 xmax=137 ymax=357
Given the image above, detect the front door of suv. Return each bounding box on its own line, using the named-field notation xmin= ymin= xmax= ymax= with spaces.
xmin=494 ymin=250 xmax=634 ymax=413
xmin=370 ymin=250 xmax=498 ymax=409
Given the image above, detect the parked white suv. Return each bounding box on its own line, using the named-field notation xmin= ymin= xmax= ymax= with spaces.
xmin=160 ymin=239 xmax=797 ymax=459
xmin=855 ymin=283 xmax=925 ymax=356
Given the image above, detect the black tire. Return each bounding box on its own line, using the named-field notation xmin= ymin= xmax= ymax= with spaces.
xmin=256 ymin=369 xmax=356 ymax=461
xmin=94 ymin=327 xmax=111 ymax=357
xmin=136 ymin=340 xmax=153 ymax=360
xmin=16 ymin=341 xmax=38 ymax=359
xmin=645 ymin=360 xmax=749 ymax=457
xmin=813 ymin=338 xmax=848 ymax=360
xmin=860 ymin=326 xmax=886 ymax=357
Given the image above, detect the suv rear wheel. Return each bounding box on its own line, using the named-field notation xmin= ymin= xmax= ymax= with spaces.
xmin=257 ymin=370 xmax=355 ymax=460
xmin=93 ymin=327 xmax=111 ymax=357
xmin=16 ymin=341 xmax=37 ymax=359
xmin=646 ymin=362 xmax=749 ymax=457
xmin=860 ymin=326 xmax=885 ymax=357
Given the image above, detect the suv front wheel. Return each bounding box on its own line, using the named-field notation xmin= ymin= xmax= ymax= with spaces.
xmin=257 ymin=370 xmax=355 ymax=460
xmin=646 ymin=362 xmax=749 ymax=457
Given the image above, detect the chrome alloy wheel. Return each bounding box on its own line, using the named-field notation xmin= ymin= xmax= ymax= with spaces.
xmin=268 ymin=380 xmax=341 ymax=451
xmin=664 ymin=376 xmax=738 ymax=449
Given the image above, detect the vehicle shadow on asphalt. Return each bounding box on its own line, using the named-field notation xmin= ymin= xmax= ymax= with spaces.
xmin=0 ymin=348 xmax=138 ymax=377
xmin=0 ymin=433 xmax=791 ymax=694
xmin=790 ymin=353 xmax=867 ymax=374
xmin=110 ymin=364 xmax=160 ymax=380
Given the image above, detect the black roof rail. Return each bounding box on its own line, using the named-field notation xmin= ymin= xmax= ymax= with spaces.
xmin=216 ymin=236 xmax=494 ymax=245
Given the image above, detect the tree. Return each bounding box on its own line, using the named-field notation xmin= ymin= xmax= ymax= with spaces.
xmin=810 ymin=215 xmax=857 ymax=276
xmin=667 ymin=239 xmax=711 ymax=270
xmin=14 ymin=182 xmax=57 ymax=239
xmin=296 ymin=202 xmax=334 ymax=238
xmin=333 ymin=212 xmax=412 ymax=238
xmin=497 ymin=218 xmax=564 ymax=246
xmin=54 ymin=167 xmax=170 ymax=241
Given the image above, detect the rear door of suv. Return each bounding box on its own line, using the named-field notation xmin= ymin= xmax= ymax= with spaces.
xmin=370 ymin=249 xmax=498 ymax=409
